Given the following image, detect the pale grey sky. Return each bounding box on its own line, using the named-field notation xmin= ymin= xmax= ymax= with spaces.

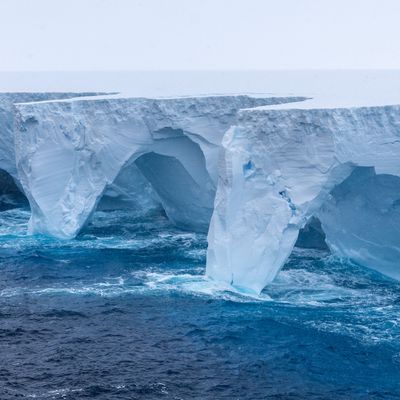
xmin=1 ymin=0 xmax=399 ymax=71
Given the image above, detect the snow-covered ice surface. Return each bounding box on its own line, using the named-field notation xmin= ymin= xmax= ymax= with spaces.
xmin=1 ymin=70 xmax=400 ymax=103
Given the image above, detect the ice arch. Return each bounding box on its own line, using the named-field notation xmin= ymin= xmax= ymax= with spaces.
xmin=207 ymin=104 xmax=400 ymax=293
xmin=19 ymin=127 xmax=215 ymax=239
xmin=98 ymin=132 xmax=215 ymax=231
xmin=317 ymin=167 xmax=400 ymax=281
xmin=15 ymin=95 xmax=303 ymax=238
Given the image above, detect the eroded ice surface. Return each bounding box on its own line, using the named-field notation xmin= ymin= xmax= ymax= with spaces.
xmin=206 ymin=104 xmax=400 ymax=293
xmin=0 ymin=93 xmax=102 ymax=180
xmin=318 ymin=168 xmax=400 ymax=281
xmin=2 ymin=71 xmax=400 ymax=294
xmin=15 ymin=95 xmax=304 ymax=238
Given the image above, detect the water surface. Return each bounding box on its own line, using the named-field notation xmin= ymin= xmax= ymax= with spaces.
xmin=1 ymin=206 xmax=400 ymax=399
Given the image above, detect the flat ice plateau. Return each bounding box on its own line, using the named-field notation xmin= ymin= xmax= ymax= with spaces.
xmin=3 ymin=71 xmax=400 ymax=294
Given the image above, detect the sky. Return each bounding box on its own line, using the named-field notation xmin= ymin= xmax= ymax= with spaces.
xmin=1 ymin=0 xmax=399 ymax=71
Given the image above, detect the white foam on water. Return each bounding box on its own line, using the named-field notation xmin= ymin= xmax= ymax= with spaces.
xmin=139 ymin=270 xmax=273 ymax=302
xmin=266 ymin=268 xmax=363 ymax=307
xmin=0 ymin=267 xmax=273 ymax=303
xmin=1 ymin=208 xmax=400 ymax=346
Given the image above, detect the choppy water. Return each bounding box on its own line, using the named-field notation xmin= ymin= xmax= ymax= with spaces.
xmin=1 ymin=205 xmax=400 ymax=399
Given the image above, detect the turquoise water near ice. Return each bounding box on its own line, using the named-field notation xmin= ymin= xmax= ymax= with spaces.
xmin=1 ymin=205 xmax=400 ymax=399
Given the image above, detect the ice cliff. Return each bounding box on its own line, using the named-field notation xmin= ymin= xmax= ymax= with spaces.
xmin=14 ymin=95 xmax=303 ymax=239
xmin=0 ymin=93 xmax=102 ymax=208
xmin=8 ymin=92 xmax=400 ymax=293
xmin=206 ymin=102 xmax=400 ymax=293
xmin=0 ymin=93 xmax=102 ymax=185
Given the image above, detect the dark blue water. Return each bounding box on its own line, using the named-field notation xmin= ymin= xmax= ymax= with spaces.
xmin=1 ymin=205 xmax=400 ymax=399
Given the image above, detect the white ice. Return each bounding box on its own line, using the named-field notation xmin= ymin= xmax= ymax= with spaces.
xmin=14 ymin=95 xmax=302 ymax=238
xmin=2 ymin=71 xmax=400 ymax=293
xmin=206 ymin=103 xmax=400 ymax=293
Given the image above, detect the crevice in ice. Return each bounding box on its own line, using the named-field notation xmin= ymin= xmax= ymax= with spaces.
xmin=242 ymin=160 xmax=256 ymax=178
xmin=278 ymin=190 xmax=297 ymax=216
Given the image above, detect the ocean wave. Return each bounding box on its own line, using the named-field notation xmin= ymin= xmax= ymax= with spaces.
xmin=1 ymin=207 xmax=400 ymax=347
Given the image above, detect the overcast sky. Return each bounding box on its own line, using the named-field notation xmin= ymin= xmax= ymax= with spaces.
xmin=1 ymin=0 xmax=399 ymax=71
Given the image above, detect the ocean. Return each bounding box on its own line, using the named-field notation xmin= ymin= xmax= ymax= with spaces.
xmin=1 ymin=200 xmax=400 ymax=399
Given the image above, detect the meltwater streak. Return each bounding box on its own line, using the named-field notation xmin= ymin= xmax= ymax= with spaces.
xmin=1 ymin=206 xmax=400 ymax=399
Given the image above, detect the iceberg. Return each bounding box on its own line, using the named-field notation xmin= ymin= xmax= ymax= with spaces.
xmin=206 ymin=101 xmax=400 ymax=293
xmin=7 ymin=89 xmax=400 ymax=294
xmin=14 ymin=95 xmax=304 ymax=238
